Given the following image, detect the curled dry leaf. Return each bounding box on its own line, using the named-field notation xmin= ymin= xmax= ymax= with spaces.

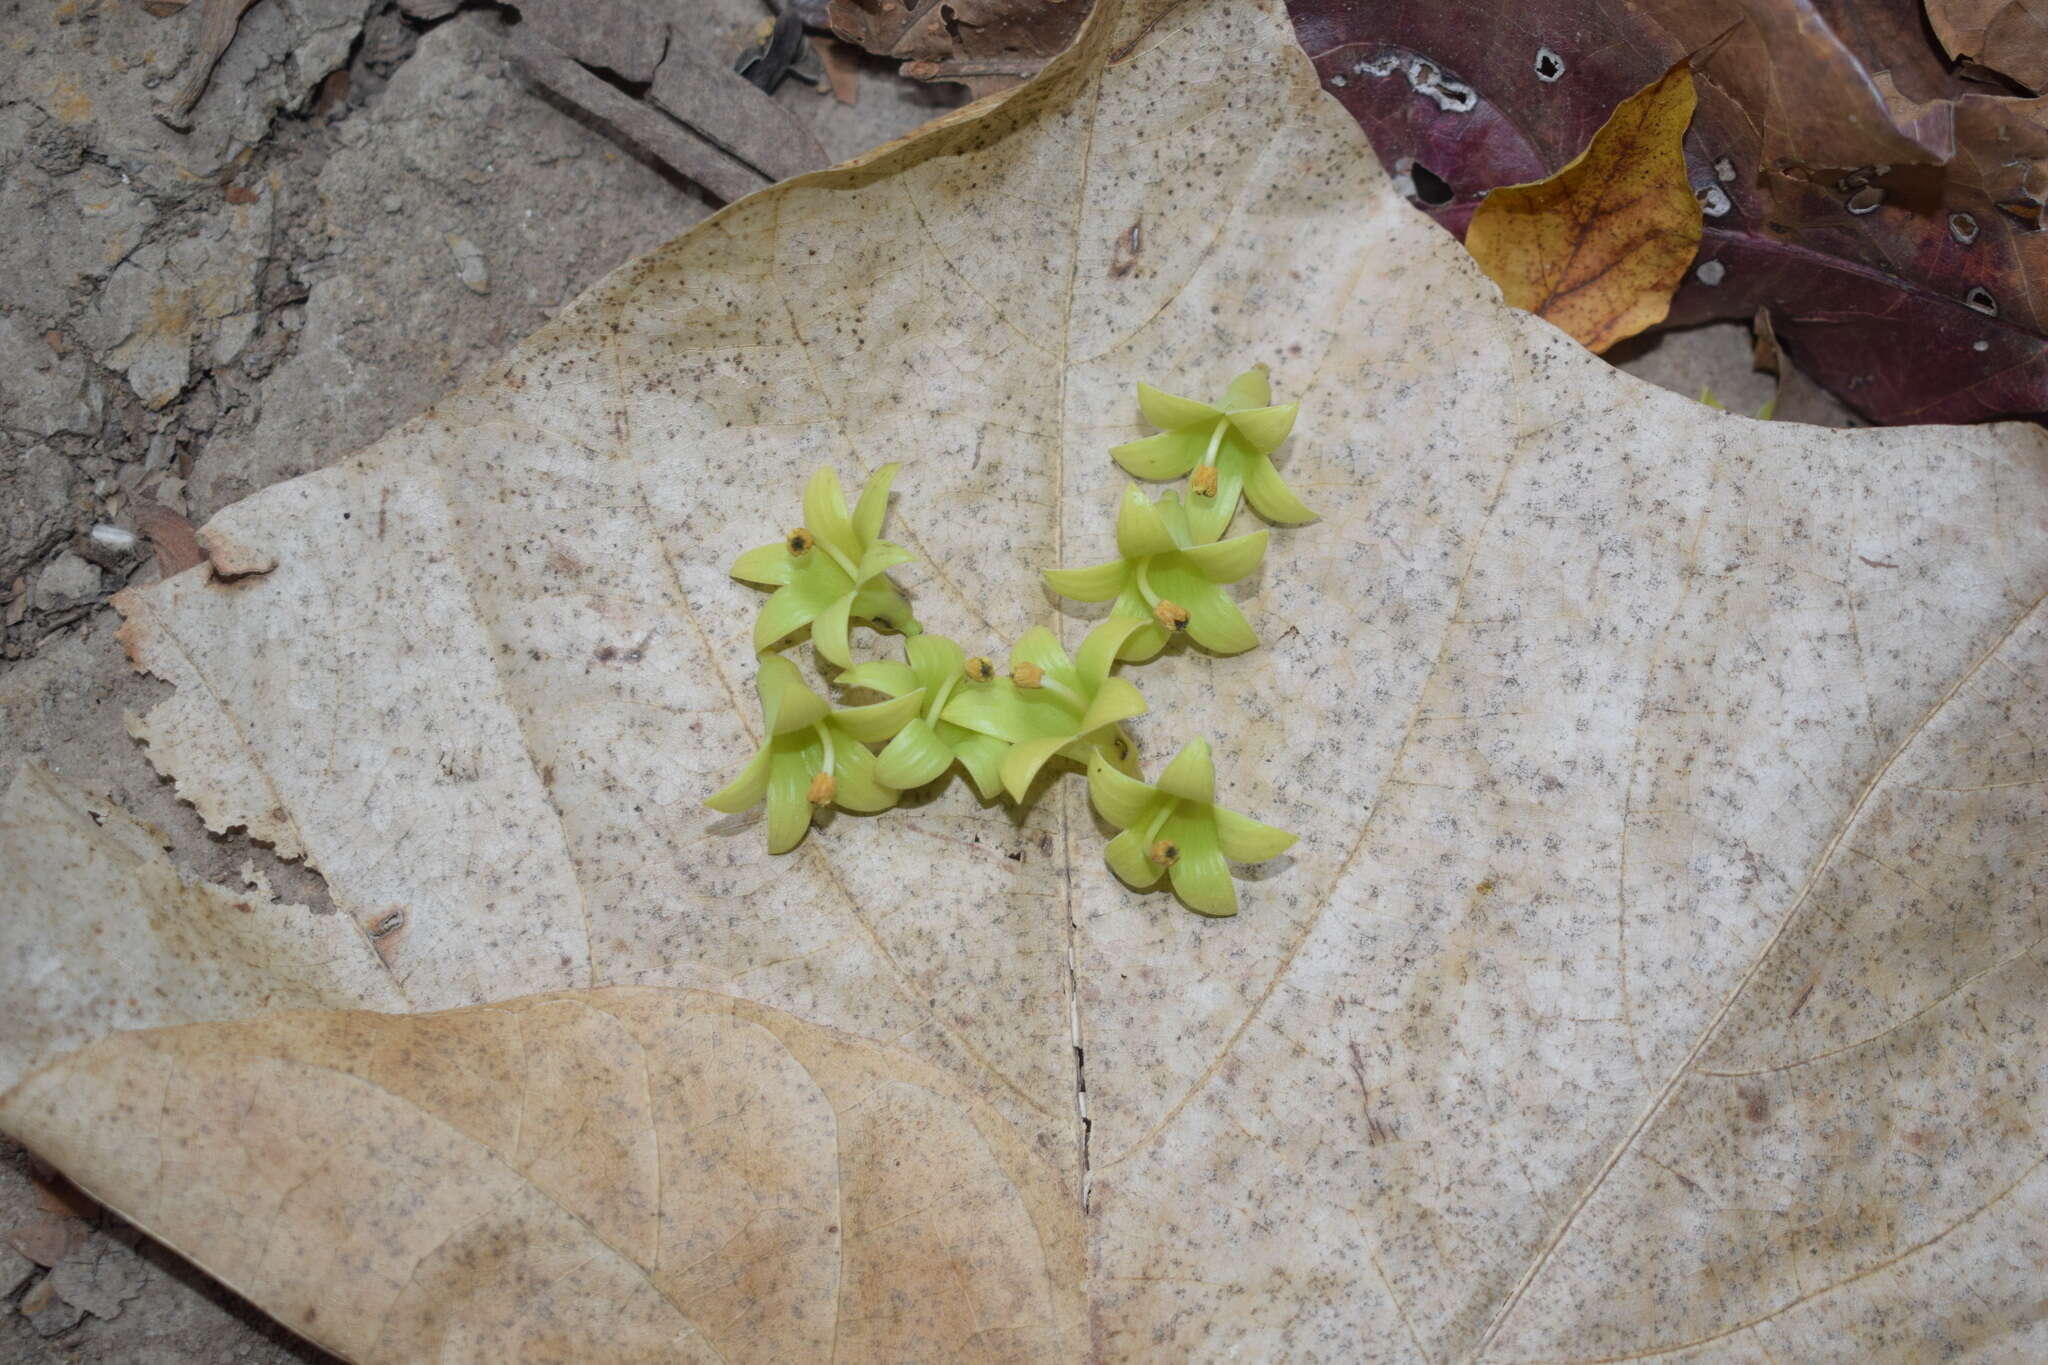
xmin=1290 ymin=0 xmax=2048 ymax=424
xmin=1926 ymin=0 xmax=2048 ymax=89
xmin=1463 ymin=62 xmax=1701 ymax=352
xmin=829 ymin=0 xmax=1092 ymax=97
xmin=4 ymin=0 xmax=2048 ymax=1359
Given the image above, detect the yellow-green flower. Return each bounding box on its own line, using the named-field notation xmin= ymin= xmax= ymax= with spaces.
xmin=730 ymin=464 xmax=919 ymax=670
xmin=837 ymin=634 xmax=1012 ymax=800
xmin=941 ymin=617 xmax=1149 ymax=802
xmin=1086 ymin=740 xmax=1296 ymax=916
xmin=707 ymin=653 xmax=923 ymax=853
xmin=1044 ymin=484 xmax=1267 ymax=662
xmin=1110 ymin=365 xmax=1311 ymax=544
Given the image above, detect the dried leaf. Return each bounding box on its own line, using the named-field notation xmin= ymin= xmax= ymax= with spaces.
xmin=5 ymin=1215 xmax=87 ymax=1269
xmin=161 ymin=0 xmax=262 ymax=127
xmin=1291 ymin=0 xmax=2048 ymax=423
xmin=6 ymin=0 xmax=2048 ymax=1359
xmin=0 ymin=988 xmax=1084 ymax=1362
xmin=1926 ymin=0 xmax=2048 ymax=89
xmin=830 ymin=0 xmax=1090 ymax=93
xmin=27 ymin=1165 xmax=97 ymax=1219
xmin=1464 ymin=63 xmax=1700 ymax=352
xmin=811 ymin=34 xmax=862 ymax=106
xmin=129 ymin=499 xmax=206 ymax=579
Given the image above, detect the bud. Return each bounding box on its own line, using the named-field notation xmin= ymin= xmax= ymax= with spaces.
xmin=1147 ymin=838 xmax=1181 ymax=867
xmin=1152 ymin=599 xmax=1191 ymax=631
xmin=1189 ymin=466 xmax=1219 ymax=497
xmin=1012 ymin=661 xmax=1045 ymax=689
xmin=964 ymin=655 xmax=997 ymax=682
xmin=806 ymin=772 xmax=837 ymax=804
xmin=786 ymin=527 xmax=815 ymax=556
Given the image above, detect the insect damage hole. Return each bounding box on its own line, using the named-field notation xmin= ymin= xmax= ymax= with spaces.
xmin=1965 ymin=285 xmax=1998 ymax=316
xmin=1534 ymin=47 xmax=1564 ymax=81
xmin=1695 ymin=259 xmax=1726 ymax=287
xmin=1393 ymin=156 xmax=1455 ymax=205
xmin=1405 ymin=58 xmax=1477 ymax=113
xmin=1950 ymin=212 xmax=1979 ymax=244
xmin=1696 ymin=184 xmax=1731 ymax=218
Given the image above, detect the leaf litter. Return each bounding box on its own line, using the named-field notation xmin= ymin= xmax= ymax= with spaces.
xmin=3 ymin=0 xmax=2048 ymax=1359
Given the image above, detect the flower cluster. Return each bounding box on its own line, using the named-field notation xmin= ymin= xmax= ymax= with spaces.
xmin=709 ymin=366 xmax=1310 ymax=916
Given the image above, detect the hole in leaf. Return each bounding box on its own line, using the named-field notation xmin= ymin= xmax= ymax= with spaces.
xmin=1534 ymin=48 xmax=1564 ymax=81
xmin=1966 ymin=285 xmax=1998 ymax=315
xmin=1950 ymin=212 xmax=1979 ymax=244
xmin=1408 ymin=162 xmax=1453 ymax=205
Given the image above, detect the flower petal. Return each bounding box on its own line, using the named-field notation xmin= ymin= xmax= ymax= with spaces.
xmin=1087 ymin=750 xmax=1158 ymax=830
xmin=1226 ymin=402 xmax=1297 ymax=453
xmin=729 ymin=541 xmax=795 ymax=586
xmin=705 ymin=745 xmax=773 ymax=813
xmin=835 ymin=660 xmax=919 ymax=699
xmin=850 ymin=462 xmax=901 ymax=545
xmin=1079 ymin=675 xmax=1147 ymax=734
xmin=765 ymin=752 xmax=816 ymax=854
xmin=1182 ymin=449 xmax=1246 ymax=545
xmin=1242 ymin=454 xmax=1316 ymax=524
xmin=1219 ymin=366 xmax=1271 ymax=411
xmin=1214 ymin=806 xmax=1298 ymax=863
xmin=1109 ymin=430 xmax=1202 ymax=480
xmin=1103 ymin=829 xmax=1164 ymax=889
xmin=1044 ymin=559 xmax=1129 ymax=604
xmin=1074 ymin=615 xmax=1148 ymax=690
xmin=1179 ymin=529 xmax=1267 ymax=584
xmin=1000 ymin=734 xmax=1072 ymax=803
xmin=802 ymin=466 xmax=857 ymax=559
xmin=853 ymin=539 xmax=916 ymax=586
xmin=1007 ymin=627 xmax=1072 ymax=683
xmin=849 ymin=580 xmax=916 ymax=635
xmin=1136 ymin=381 xmax=1218 ymax=430
xmin=755 ymin=586 xmax=817 ymax=653
xmin=758 ymin=654 xmax=830 ymax=736
xmin=874 ymin=717 xmax=955 ymax=790
xmin=946 ymin=727 xmax=1010 ymax=801
xmin=833 ymin=688 xmax=925 ymax=744
xmin=1115 ymin=484 xmax=1180 ymax=560
xmin=1167 ymin=840 xmax=1238 ymax=916
xmin=1156 ymin=739 xmax=1216 ymax=804
xmin=942 ymin=682 xmax=1042 ymax=744
xmin=1146 ymin=564 xmax=1257 ymax=655
xmin=904 ymin=633 xmax=965 ymax=695
xmin=810 ymin=592 xmax=857 ymax=670
xmin=831 ymin=742 xmax=899 ymax=813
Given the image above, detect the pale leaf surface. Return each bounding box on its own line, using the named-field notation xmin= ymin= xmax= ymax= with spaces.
xmin=4 ymin=0 xmax=2048 ymax=1359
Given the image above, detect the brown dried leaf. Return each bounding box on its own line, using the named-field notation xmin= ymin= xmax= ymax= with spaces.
xmin=829 ymin=0 xmax=1090 ymax=90
xmin=1926 ymin=0 xmax=2048 ymax=89
xmin=6 ymin=0 xmax=2048 ymax=1359
xmin=1465 ymin=63 xmax=1701 ymax=352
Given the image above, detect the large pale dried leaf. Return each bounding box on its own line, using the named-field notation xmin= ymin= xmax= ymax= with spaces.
xmin=1464 ymin=63 xmax=1701 ymax=352
xmin=0 ymin=988 xmax=1084 ymax=1362
xmin=5 ymin=0 xmax=2048 ymax=1359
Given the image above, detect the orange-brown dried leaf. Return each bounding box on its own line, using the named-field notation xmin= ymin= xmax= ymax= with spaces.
xmin=1464 ymin=62 xmax=1701 ymax=353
